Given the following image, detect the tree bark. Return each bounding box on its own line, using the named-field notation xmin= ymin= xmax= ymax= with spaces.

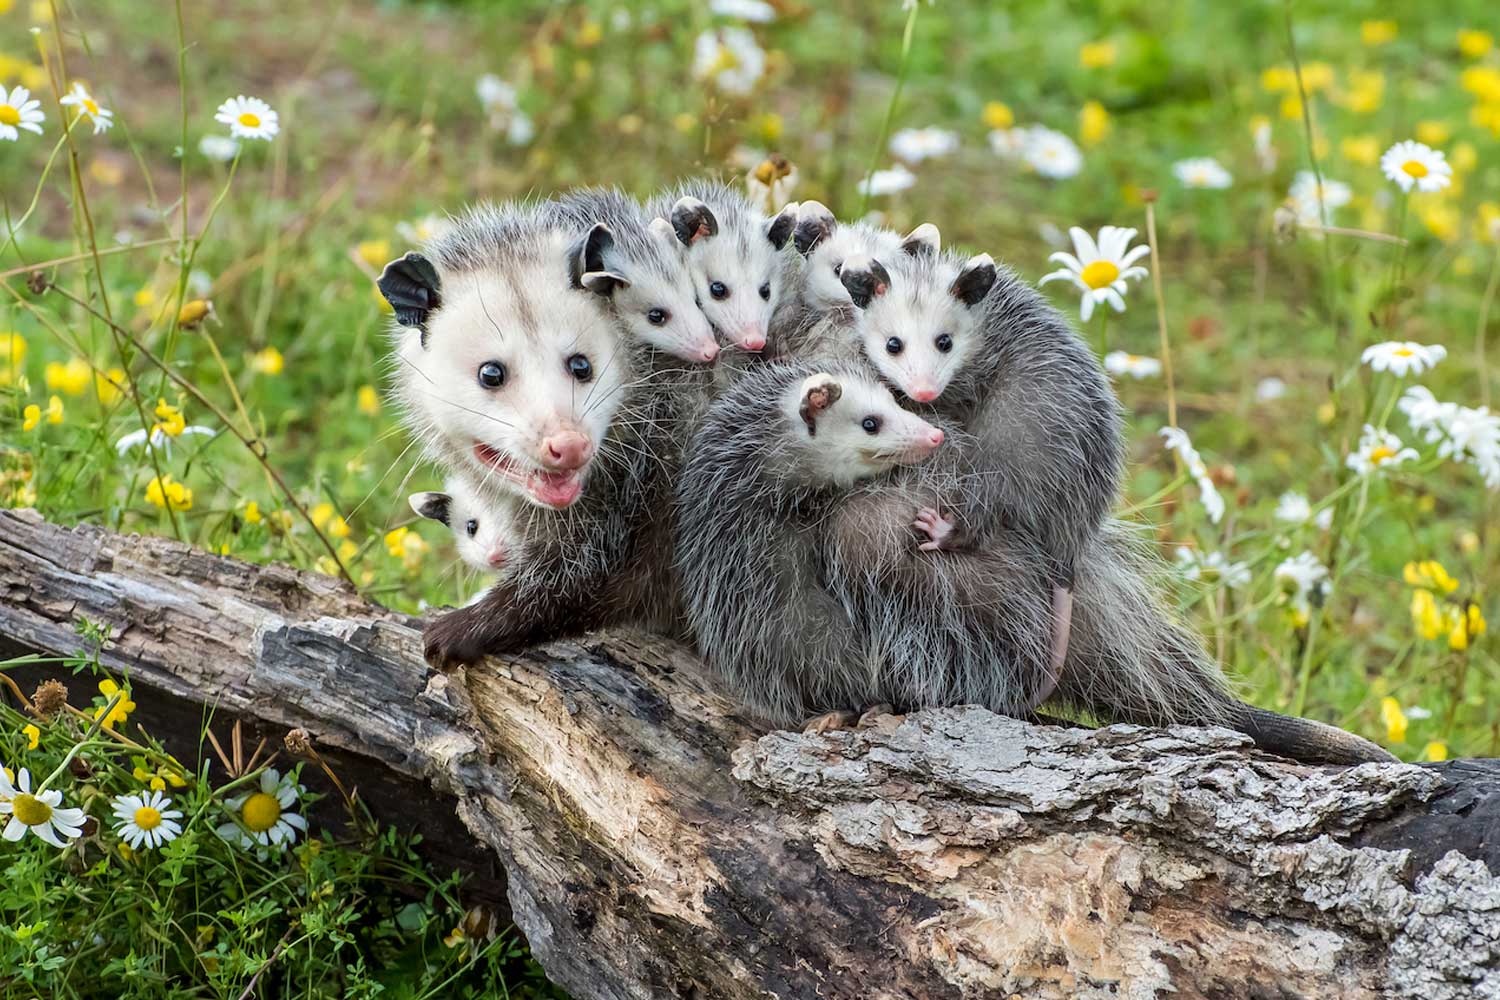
xmin=0 ymin=508 xmax=1496 ymax=1000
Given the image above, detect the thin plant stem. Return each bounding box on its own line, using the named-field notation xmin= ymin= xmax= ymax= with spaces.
xmin=858 ymin=2 xmax=920 ymax=216
xmin=1144 ymin=198 xmax=1177 ymax=430
xmin=38 ymin=693 xmax=122 ymax=792
xmin=1282 ymin=0 xmax=1339 ymax=334
xmin=1477 ymin=242 xmax=1500 ymax=410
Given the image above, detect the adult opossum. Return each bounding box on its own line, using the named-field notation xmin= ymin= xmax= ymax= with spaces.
xmin=379 ymin=201 xmax=681 ymax=666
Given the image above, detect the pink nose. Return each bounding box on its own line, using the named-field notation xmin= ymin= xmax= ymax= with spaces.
xmin=926 ymin=428 xmax=945 ymax=447
xmin=699 ymin=342 xmax=721 ymax=362
xmin=542 ymin=431 xmax=593 ymax=471
xmin=907 ymin=382 xmax=939 ymax=403
xmin=487 ymin=550 xmax=507 ymax=569
xmin=737 ymin=329 xmax=767 ymax=352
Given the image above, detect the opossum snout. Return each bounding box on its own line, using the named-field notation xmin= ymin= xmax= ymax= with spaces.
xmin=541 ymin=431 xmax=594 ymax=471
xmin=486 ymin=548 xmax=507 ymax=569
xmin=925 ymin=427 xmax=945 ymax=448
xmin=696 ymin=340 xmax=721 ymax=363
xmin=732 ymin=325 xmax=767 ymax=352
xmin=905 ymin=378 xmax=939 ymax=404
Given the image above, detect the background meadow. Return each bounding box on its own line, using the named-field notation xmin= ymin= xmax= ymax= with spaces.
xmin=2 ymin=0 xmax=1499 ymax=995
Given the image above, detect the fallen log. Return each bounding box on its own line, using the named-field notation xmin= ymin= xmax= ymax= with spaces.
xmin=0 ymin=508 xmax=1496 ymax=1000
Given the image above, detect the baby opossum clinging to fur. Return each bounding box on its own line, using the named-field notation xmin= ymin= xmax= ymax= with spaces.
xmin=379 ymin=200 xmax=683 ymax=666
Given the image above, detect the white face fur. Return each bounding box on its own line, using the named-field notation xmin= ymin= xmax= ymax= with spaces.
xmin=410 ymin=478 xmax=522 ymax=577
xmin=854 ymin=252 xmax=996 ymax=404
xmin=784 ymin=371 xmax=947 ymax=487
xmin=606 ymin=219 xmax=720 ymax=363
xmin=673 ymin=199 xmax=797 ymax=353
xmin=395 ymin=238 xmax=632 ymax=510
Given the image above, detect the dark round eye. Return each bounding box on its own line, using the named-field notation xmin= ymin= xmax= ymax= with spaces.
xmin=885 ymin=337 xmax=904 ymax=356
xmin=465 ymin=519 xmax=479 ymax=538
xmin=935 ymin=333 xmax=953 ymax=353
xmin=477 ymin=361 xmax=506 ymax=388
xmin=647 ymin=308 xmax=669 ymax=326
xmin=567 ymin=353 xmax=593 ymax=382
xmin=709 ymin=281 xmax=729 ymax=300
xmin=758 ymin=282 xmax=771 ymax=301
xmin=861 ymin=416 xmax=882 ymax=435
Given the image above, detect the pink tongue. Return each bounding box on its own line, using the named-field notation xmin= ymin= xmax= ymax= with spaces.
xmin=531 ymin=471 xmax=582 ymax=508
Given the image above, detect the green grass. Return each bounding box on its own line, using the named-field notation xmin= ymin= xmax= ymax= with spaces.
xmin=2 ymin=0 xmax=1499 ymax=994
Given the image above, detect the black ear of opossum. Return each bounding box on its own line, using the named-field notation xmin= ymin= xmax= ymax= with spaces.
xmin=950 ymin=253 xmax=997 ymax=307
xmin=378 ymin=253 xmax=442 ymax=339
xmin=900 ymin=223 xmax=941 ymax=258
xmin=838 ymin=256 xmax=892 ymax=309
xmin=798 ymin=374 xmax=843 ymax=436
xmin=764 ymin=202 xmax=798 ymax=250
xmin=408 ymin=491 xmax=451 ymax=527
xmin=566 ymin=223 xmax=617 ymax=291
xmin=670 ymin=197 xmax=719 ymax=246
xmin=793 ymin=200 xmax=835 ymax=257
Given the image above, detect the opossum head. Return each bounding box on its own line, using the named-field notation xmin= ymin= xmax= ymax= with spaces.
xmin=851 ymin=249 xmax=997 ymax=404
xmin=794 ymin=201 xmax=932 ymax=318
xmin=783 ymin=370 xmax=945 ymax=487
xmin=383 ymin=229 xmax=632 ymax=511
xmin=409 ymin=477 xmax=520 ymax=575
xmin=569 ymin=220 xmax=720 ymax=364
xmin=668 ymin=195 xmax=797 ymax=353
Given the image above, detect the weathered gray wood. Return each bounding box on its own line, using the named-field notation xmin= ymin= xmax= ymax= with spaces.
xmin=1 ymin=508 xmax=1496 ymax=1000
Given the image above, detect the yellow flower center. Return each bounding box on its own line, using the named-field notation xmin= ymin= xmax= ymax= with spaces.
xmin=238 ymin=111 xmax=261 ymax=128
xmin=12 ymin=792 xmax=51 ymax=826
xmin=83 ymin=98 xmax=99 ymax=115
xmin=1393 ymin=347 xmax=1414 ymax=357
xmin=1401 ymin=159 xmax=1429 ymax=179
xmin=1080 ymin=260 xmax=1120 ymax=290
xmin=241 ymin=791 xmax=281 ymax=832
xmin=0 ymin=104 xmax=19 ymax=126
xmin=133 ymin=806 xmax=162 ymax=830
xmin=1369 ymin=446 xmax=1397 ymax=465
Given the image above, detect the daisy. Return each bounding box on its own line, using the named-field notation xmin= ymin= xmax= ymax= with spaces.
xmin=1022 ymin=126 xmax=1083 ymax=179
xmin=1172 ymin=157 xmax=1233 ymax=190
xmin=856 ymin=165 xmax=916 ymax=198
xmin=198 ymin=135 xmax=239 ymax=161
xmin=59 ymin=82 xmax=113 ymax=134
xmin=988 ymin=127 xmax=1029 ymax=160
xmin=0 ymin=768 xmax=86 ymax=848
xmin=217 ymin=768 xmax=307 ymax=852
xmin=115 ymin=399 xmax=215 ymax=456
xmin=214 ymin=95 xmax=279 ymax=142
xmin=709 ymin=0 xmax=776 ymax=22
xmin=692 ymin=27 xmax=766 ymax=96
xmin=475 ymin=73 xmax=517 ymax=114
xmin=1274 ymin=551 xmax=1330 ymax=614
xmin=1159 ymin=426 xmax=1226 ymax=524
xmin=1039 ymin=225 xmax=1150 ymax=322
xmin=1380 ymin=140 xmax=1452 ymax=194
xmin=746 ymin=154 xmax=797 ymax=212
xmin=1401 ymin=387 xmax=1500 ymax=488
xmin=1252 ymin=117 xmax=1276 ymax=172
xmin=1361 ymin=341 xmax=1447 ymax=377
xmin=1255 ymin=377 xmax=1287 ymax=401
xmin=0 ymin=85 xmax=45 ymax=142
xmin=1274 ymin=491 xmax=1334 ymax=530
xmin=1103 ymin=351 xmax=1161 ymax=379
xmin=889 ymin=127 xmax=959 ymax=163
xmin=1175 ymin=548 xmax=1251 ymax=589
xmin=1288 ymin=171 xmax=1352 ymax=225
xmin=1346 ymin=424 xmax=1418 ymax=477
xmin=110 ymin=790 xmax=183 ymax=850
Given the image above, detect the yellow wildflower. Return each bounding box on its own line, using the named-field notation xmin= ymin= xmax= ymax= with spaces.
xmin=1078 ymin=100 xmax=1109 ymax=146
xmin=383 ymin=526 xmax=409 ymax=559
xmin=22 ymin=403 xmax=41 ymax=431
xmin=1423 ymin=741 xmax=1448 ymax=762
xmin=1473 ymin=102 xmax=1500 ymax=139
xmin=243 ymin=500 xmax=262 ymax=524
xmin=1301 ymin=62 xmax=1334 ymax=92
xmin=45 ymin=357 xmax=92 ymax=397
xmin=1415 ymin=121 xmax=1450 ymax=146
xmin=1341 ymin=135 xmax=1380 ymax=166
xmin=576 ymin=19 xmax=603 ymax=47
xmin=152 ymin=399 xmax=186 ymax=437
xmin=310 ymin=502 xmax=336 ymax=530
xmin=95 ymin=367 xmax=127 ymax=404
xmin=1261 ymin=66 xmax=1296 ymax=92
xmin=1410 ymin=588 xmax=1446 ymax=641
xmin=356 ymin=385 xmax=381 ymax=416
xmin=0 ymin=332 xmax=25 ymax=385
xmin=1380 ymin=696 xmax=1408 ymax=744
xmin=22 ymin=723 xmax=39 ymax=749
xmin=1458 ymin=29 xmax=1493 ymax=59
xmin=1361 ymin=20 xmax=1396 ymax=46
xmin=96 ymin=678 xmax=136 ymax=728
xmin=1339 ymin=70 xmax=1383 ymax=114
xmin=1278 ymin=94 xmax=1303 ymax=121
xmin=133 ymin=286 xmax=156 ymax=310
xmin=327 ymin=515 xmax=351 ymax=540
xmin=1404 ymin=560 xmax=1459 ymax=594
xmin=356 ymin=239 xmax=391 ymax=271
xmin=1417 ymin=201 xmax=1461 ymax=243
xmin=1450 ymin=603 xmax=1486 ymax=651
xmin=249 ymin=346 xmax=284 ymax=376
xmin=145 ymin=475 xmax=193 ymax=512
xmin=337 ymin=539 xmax=358 ymax=562
xmin=39 ymin=395 xmax=64 ymax=425
xmin=982 ymin=101 xmax=1014 ymax=130
xmin=1078 ymin=40 xmax=1116 ymax=69
xmin=1461 ymin=66 xmax=1500 ymax=103
xmin=133 ymin=763 xmax=188 ymax=791
xmin=443 ymin=926 xmax=466 ymax=949
xmin=1452 ymin=142 xmax=1478 ymax=174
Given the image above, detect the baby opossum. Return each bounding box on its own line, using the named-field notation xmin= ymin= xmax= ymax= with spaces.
xmin=380 ymin=201 xmax=681 ymax=666
xmin=646 ymin=179 xmax=799 ymax=355
xmin=410 ymin=476 xmax=522 ymax=576
xmin=550 ymin=187 xmax=721 ymax=364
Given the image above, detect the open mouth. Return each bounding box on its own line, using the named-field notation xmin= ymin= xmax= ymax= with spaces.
xmin=472 ymin=441 xmax=584 ymax=509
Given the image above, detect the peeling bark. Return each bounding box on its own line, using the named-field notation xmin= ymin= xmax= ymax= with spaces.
xmin=1 ymin=509 xmax=1496 ymax=1000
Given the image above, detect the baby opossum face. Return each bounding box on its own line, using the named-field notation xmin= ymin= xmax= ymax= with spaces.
xmin=410 ymin=478 xmax=521 ymax=576
xmin=670 ymin=197 xmax=797 ymax=353
xmin=578 ymin=220 xmax=720 ymax=363
xmin=388 ymin=245 xmax=631 ymax=511
xmin=792 ymin=202 xmax=928 ymax=318
xmin=786 ymin=371 xmax=946 ymax=487
xmin=852 ymin=252 xmax=997 ymax=404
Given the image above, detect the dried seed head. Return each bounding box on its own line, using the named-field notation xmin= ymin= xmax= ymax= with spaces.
xmin=177 ymin=299 xmax=214 ymax=328
xmin=31 ymin=678 xmax=69 ymax=719
xmin=1273 ymin=204 xmax=1300 ymax=243
xmin=284 ymin=728 xmax=313 ymax=755
xmin=26 ymin=270 xmax=50 ymax=295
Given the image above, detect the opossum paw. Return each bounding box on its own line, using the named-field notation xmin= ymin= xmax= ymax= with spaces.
xmin=912 ymin=506 xmax=958 ymax=551
xmin=857 ymin=703 xmax=895 ymax=728
xmin=802 ymin=709 xmax=857 ymax=735
xmin=422 ymin=610 xmax=488 ymax=671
